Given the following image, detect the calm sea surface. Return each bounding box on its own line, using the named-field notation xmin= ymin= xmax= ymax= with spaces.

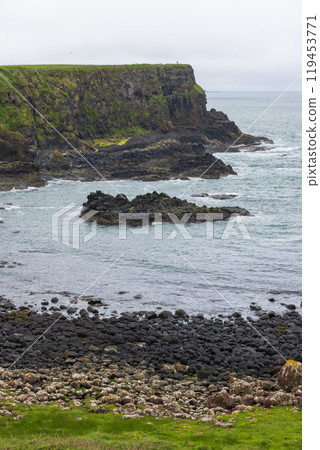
xmin=0 ymin=91 xmax=302 ymax=317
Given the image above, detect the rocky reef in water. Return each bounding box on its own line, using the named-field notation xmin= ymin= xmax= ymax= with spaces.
xmin=0 ymin=64 xmax=271 ymax=189
xmin=81 ymin=191 xmax=252 ymax=225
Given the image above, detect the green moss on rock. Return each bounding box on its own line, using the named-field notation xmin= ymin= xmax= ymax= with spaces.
xmin=0 ymin=64 xmax=204 ymax=149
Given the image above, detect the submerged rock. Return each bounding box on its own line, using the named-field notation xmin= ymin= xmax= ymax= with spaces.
xmin=191 ymin=193 xmax=237 ymax=200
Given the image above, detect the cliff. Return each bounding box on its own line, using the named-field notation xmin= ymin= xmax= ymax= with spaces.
xmin=0 ymin=64 xmax=270 ymax=189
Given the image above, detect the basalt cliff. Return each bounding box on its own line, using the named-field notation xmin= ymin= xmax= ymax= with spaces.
xmin=0 ymin=64 xmax=270 ymax=190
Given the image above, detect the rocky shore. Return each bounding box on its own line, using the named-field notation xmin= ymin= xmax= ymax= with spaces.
xmin=0 ymin=305 xmax=301 ymax=421
xmin=81 ymin=191 xmax=252 ymax=226
xmin=0 ymin=303 xmax=301 ymax=379
xmin=0 ymin=361 xmax=301 ymax=423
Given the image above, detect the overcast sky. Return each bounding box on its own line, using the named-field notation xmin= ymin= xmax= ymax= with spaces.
xmin=1 ymin=0 xmax=301 ymax=91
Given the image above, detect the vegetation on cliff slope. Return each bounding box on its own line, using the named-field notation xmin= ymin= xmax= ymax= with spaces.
xmin=0 ymin=64 xmax=205 ymax=149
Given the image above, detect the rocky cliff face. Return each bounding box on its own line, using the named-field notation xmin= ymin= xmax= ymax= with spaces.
xmin=0 ymin=64 xmax=270 ymax=189
xmin=0 ymin=64 xmax=209 ymax=148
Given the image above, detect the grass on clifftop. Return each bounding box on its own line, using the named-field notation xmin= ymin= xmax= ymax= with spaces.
xmin=0 ymin=405 xmax=301 ymax=449
xmin=0 ymin=63 xmax=192 ymax=72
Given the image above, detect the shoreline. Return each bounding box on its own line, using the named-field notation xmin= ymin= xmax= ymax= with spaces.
xmin=0 ymin=306 xmax=301 ymax=421
xmin=0 ymin=141 xmax=271 ymax=193
xmin=0 ymin=305 xmax=301 ymax=380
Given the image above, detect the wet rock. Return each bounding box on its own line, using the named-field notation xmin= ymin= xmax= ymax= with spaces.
xmin=158 ymin=311 xmax=173 ymax=320
xmin=145 ymin=312 xmax=157 ymax=320
xmin=191 ymin=193 xmax=208 ymax=197
xmin=81 ymin=191 xmax=253 ymax=226
xmin=0 ymin=308 xmax=301 ymax=383
xmin=79 ymin=309 xmax=89 ymax=319
xmin=87 ymin=298 xmax=103 ymax=306
xmin=174 ymin=309 xmax=189 ymax=319
xmin=250 ymin=305 xmax=261 ymax=311
xmin=190 ymin=193 xmax=237 ymax=200
xmin=285 ymin=304 xmax=296 ymax=311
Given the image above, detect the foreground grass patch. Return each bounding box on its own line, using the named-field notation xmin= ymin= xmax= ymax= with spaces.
xmin=0 ymin=405 xmax=301 ymax=449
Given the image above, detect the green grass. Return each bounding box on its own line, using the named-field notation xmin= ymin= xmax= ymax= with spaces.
xmin=0 ymin=405 xmax=301 ymax=449
xmin=0 ymin=63 xmax=191 ymax=72
xmin=191 ymin=83 xmax=205 ymax=95
xmin=89 ymin=126 xmax=150 ymax=150
xmin=92 ymin=136 xmax=130 ymax=148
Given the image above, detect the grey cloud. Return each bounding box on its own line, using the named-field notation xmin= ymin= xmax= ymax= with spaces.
xmin=0 ymin=0 xmax=301 ymax=91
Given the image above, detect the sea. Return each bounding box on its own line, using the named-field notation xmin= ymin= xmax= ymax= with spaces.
xmin=0 ymin=91 xmax=302 ymax=318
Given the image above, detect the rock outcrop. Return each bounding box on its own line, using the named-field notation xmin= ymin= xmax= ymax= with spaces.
xmin=0 ymin=126 xmax=44 ymax=190
xmin=0 ymin=64 xmax=271 ymax=189
xmin=191 ymin=193 xmax=237 ymax=200
xmin=81 ymin=191 xmax=252 ymax=225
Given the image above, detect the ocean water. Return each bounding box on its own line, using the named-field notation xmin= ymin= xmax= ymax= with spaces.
xmin=0 ymin=91 xmax=302 ymax=317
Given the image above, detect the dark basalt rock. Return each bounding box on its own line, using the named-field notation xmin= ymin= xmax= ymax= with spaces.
xmin=81 ymin=190 xmax=253 ymax=226
xmin=191 ymin=193 xmax=238 ymax=200
xmin=0 ymin=126 xmax=44 ymax=191
xmin=63 ymin=137 xmax=238 ymax=181
xmin=0 ymin=307 xmax=302 ymax=382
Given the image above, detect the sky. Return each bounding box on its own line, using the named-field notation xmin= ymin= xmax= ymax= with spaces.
xmin=0 ymin=0 xmax=301 ymax=91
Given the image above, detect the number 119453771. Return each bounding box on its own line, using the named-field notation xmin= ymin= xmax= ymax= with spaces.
xmin=306 ymin=16 xmax=317 ymax=82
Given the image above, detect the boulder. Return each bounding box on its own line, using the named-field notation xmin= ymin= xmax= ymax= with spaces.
xmin=229 ymin=378 xmax=255 ymax=395
xmin=239 ymin=394 xmax=255 ymax=406
xmin=276 ymin=360 xmax=302 ymax=392
xmin=207 ymin=391 xmax=236 ymax=409
xmin=93 ymin=406 xmax=107 ymax=414
xmin=264 ymin=391 xmax=294 ymax=407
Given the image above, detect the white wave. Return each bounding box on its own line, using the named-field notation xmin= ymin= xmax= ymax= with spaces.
xmin=47 ymin=179 xmax=75 ymax=186
xmin=11 ymin=186 xmax=39 ymax=192
xmin=25 ymin=206 xmax=55 ymax=210
xmin=4 ymin=205 xmax=21 ymax=210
